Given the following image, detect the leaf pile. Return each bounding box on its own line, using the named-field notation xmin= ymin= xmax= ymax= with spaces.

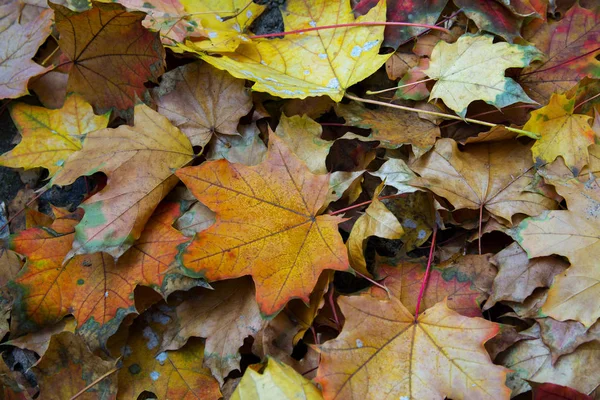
xmin=0 ymin=0 xmax=599 ymax=399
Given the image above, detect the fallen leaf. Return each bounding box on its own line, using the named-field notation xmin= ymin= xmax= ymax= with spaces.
xmin=520 ymin=3 xmax=600 ymax=103
xmin=381 ymin=191 xmax=434 ymax=252
xmin=316 ymin=295 xmax=510 ymax=400
xmin=232 ymin=357 xmax=323 ymax=400
xmin=155 ymin=61 xmax=252 ymax=148
xmin=532 ymin=382 xmax=593 ymax=400
xmin=51 ymin=2 xmax=166 ymax=114
xmin=160 ymin=278 xmax=266 ymax=384
xmin=395 ymin=58 xmax=431 ymax=101
xmin=114 ymin=0 xmax=196 ymax=45
xmin=176 ymin=133 xmax=349 ymax=316
xmin=376 ymin=254 xmax=493 ymax=317
xmin=498 ymin=332 xmax=600 ymax=397
xmin=206 ymin=123 xmax=267 ymax=166
xmin=0 ymin=9 xmax=52 ymax=99
xmin=321 ymin=171 xmax=364 ymax=211
xmin=484 ymin=242 xmax=568 ymax=310
xmin=118 ymin=307 xmax=221 ymax=400
xmin=173 ymin=201 xmax=216 ymax=237
xmin=275 ymin=114 xmax=332 ymax=174
xmin=424 ymin=34 xmax=540 ymax=117
xmin=410 ymin=138 xmax=557 ymax=224
xmin=515 ymin=210 xmax=600 ymax=326
xmin=354 ymin=0 xmax=448 ymax=49
xmin=52 ymin=104 xmax=194 ymax=259
xmin=200 ymin=0 xmax=390 ymax=101
xmin=33 ymin=331 xmax=118 ymax=399
xmin=537 ymin=317 xmax=600 ymax=363
xmin=0 ymin=95 xmax=109 ymax=177
xmin=454 ymin=0 xmax=524 ymax=42
xmin=369 ymin=158 xmax=418 ymax=194
xmin=524 ymin=93 xmax=595 ymax=175
xmin=335 ymin=102 xmax=440 ymax=156
xmin=347 ymin=183 xmax=404 ymax=276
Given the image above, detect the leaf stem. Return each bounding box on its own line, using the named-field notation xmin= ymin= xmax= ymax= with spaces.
xmin=366 ymin=78 xmax=434 ymax=95
xmin=575 ymin=91 xmax=600 ymax=111
xmin=248 ymin=22 xmax=451 ymax=39
xmin=414 ymin=223 xmax=438 ymax=321
xmin=344 ymin=93 xmax=541 ymax=139
xmin=69 ymin=366 xmax=119 ymax=400
xmin=328 ymin=193 xmax=407 ymax=216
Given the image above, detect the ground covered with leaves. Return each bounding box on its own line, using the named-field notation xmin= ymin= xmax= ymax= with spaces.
xmin=0 ymin=0 xmax=599 ymax=399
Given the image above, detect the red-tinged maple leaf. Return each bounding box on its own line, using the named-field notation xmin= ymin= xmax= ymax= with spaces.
xmin=8 ymin=202 xmax=191 ymax=350
xmin=354 ymin=0 xmax=449 ymax=48
xmin=454 ymin=0 xmax=524 ymax=42
xmin=50 ymin=2 xmax=166 ymax=114
xmin=176 ymin=133 xmax=349 ymax=316
xmin=520 ymin=3 xmax=600 ymax=103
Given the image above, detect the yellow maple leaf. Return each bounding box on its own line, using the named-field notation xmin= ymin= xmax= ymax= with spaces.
xmin=199 ymin=0 xmax=390 ymax=101
xmin=525 ymin=93 xmax=596 ymax=175
xmin=0 ymin=94 xmax=109 ymax=177
xmin=316 ymin=294 xmax=510 ymax=400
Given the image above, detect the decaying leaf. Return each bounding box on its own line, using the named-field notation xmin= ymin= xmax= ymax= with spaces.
xmin=0 ymin=9 xmax=52 ymax=99
xmin=520 ymin=3 xmax=600 ymax=103
xmin=485 ymin=242 xmax=568 ymax=310
xmin=51 ymin=2 xmax=166 ymax=114
xmin=336 ymin=102 xmax=441 ymax=156
xmin=118 ymin=305 xmax=221 ymax=400
xmin=0 ymin=95 xmax=109 ymax=177
xmin=454 ymin=0 xmax=524 ymax=42
xmin=316 ymin=294 xmax=510 ymax=400
xmin=160 ymin=278 xmax=266 ymax=384
xmin=155 ymin=61 xmax=252 ymax=148
xmin=176 ymin=133 xmax=349 ymax=316
xmin=33 ymin=331 xmax=118 ymax=399
xmin=200 ymin=0 xmax=390 ymax=101
xmin=52 ymin=104 xmax=194 ymax=259
xmin=424 ymin=34 xmax=540 ymax=117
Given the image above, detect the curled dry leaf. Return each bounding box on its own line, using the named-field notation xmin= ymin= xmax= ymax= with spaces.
xmin=206 ymin=123 xmax=267 ymax=166
xmin=516 ymin=210 xmax=600 ymax=327
xmin=410 ymin=138 xmax=557 ymax=224
xmin=155 ymin=61 xmax=252 ymax=148
xmin=160 ymin=278 xmax=266 ymax=384
xmin=52 ymin=104 xmax=194 ymax=259
xmin=485 ymin=242 xmax=568 ymax=310
xmin=0 ymin=95 xmax=109 ymax=178
xmin=346 ymin=183 xmax=404 ymax=276
xmin=0 ymin=9 xmax=52 ymax=99
xmin=33 ymin=331 xmax=118 ymax=399
xmin=176 ymin=133 xmax=349 ymax=316
xmin=537 ymin=317 xmax=600 ymax=363
xmin=200 ymin=0 xmax=390 ymax=101
xmin=424 ymin=34 xmax=540 ymax=117
xmin=51 ymin=2 xmax=166 ymax=114
xmin=316 ymin=294 xmax=510 ymax=400
xmin=498 ymin=330 xmax=600 ymax=397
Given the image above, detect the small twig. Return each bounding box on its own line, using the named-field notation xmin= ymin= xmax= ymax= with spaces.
xmin=575 ymin=91 xmax=600 ymax=111
xmin=41 ymin=45 xmax=60 ymax=67
xmin=355 ymin=270 xmax=390 ymax=296
xmin=69 ymin=366 xmax=119 ymax=400
xmin=414 ymin=223 xmax=438 ymax=321
xmin=248 ymin=22 xmax=451 ymax=39
xmin=366 ymin=78 xmax=434 ymax=95
xmin=329 ymin=193 xmax=407 ymax=216
xmin=344 ymin=93 xmax=541 ymax=139
xmin=327 ymin=283 xmax=341 ymax=329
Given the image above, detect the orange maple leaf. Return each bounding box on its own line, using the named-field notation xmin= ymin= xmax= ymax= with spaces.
xmin=176 ymin=133 xmax=349 ymax=316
